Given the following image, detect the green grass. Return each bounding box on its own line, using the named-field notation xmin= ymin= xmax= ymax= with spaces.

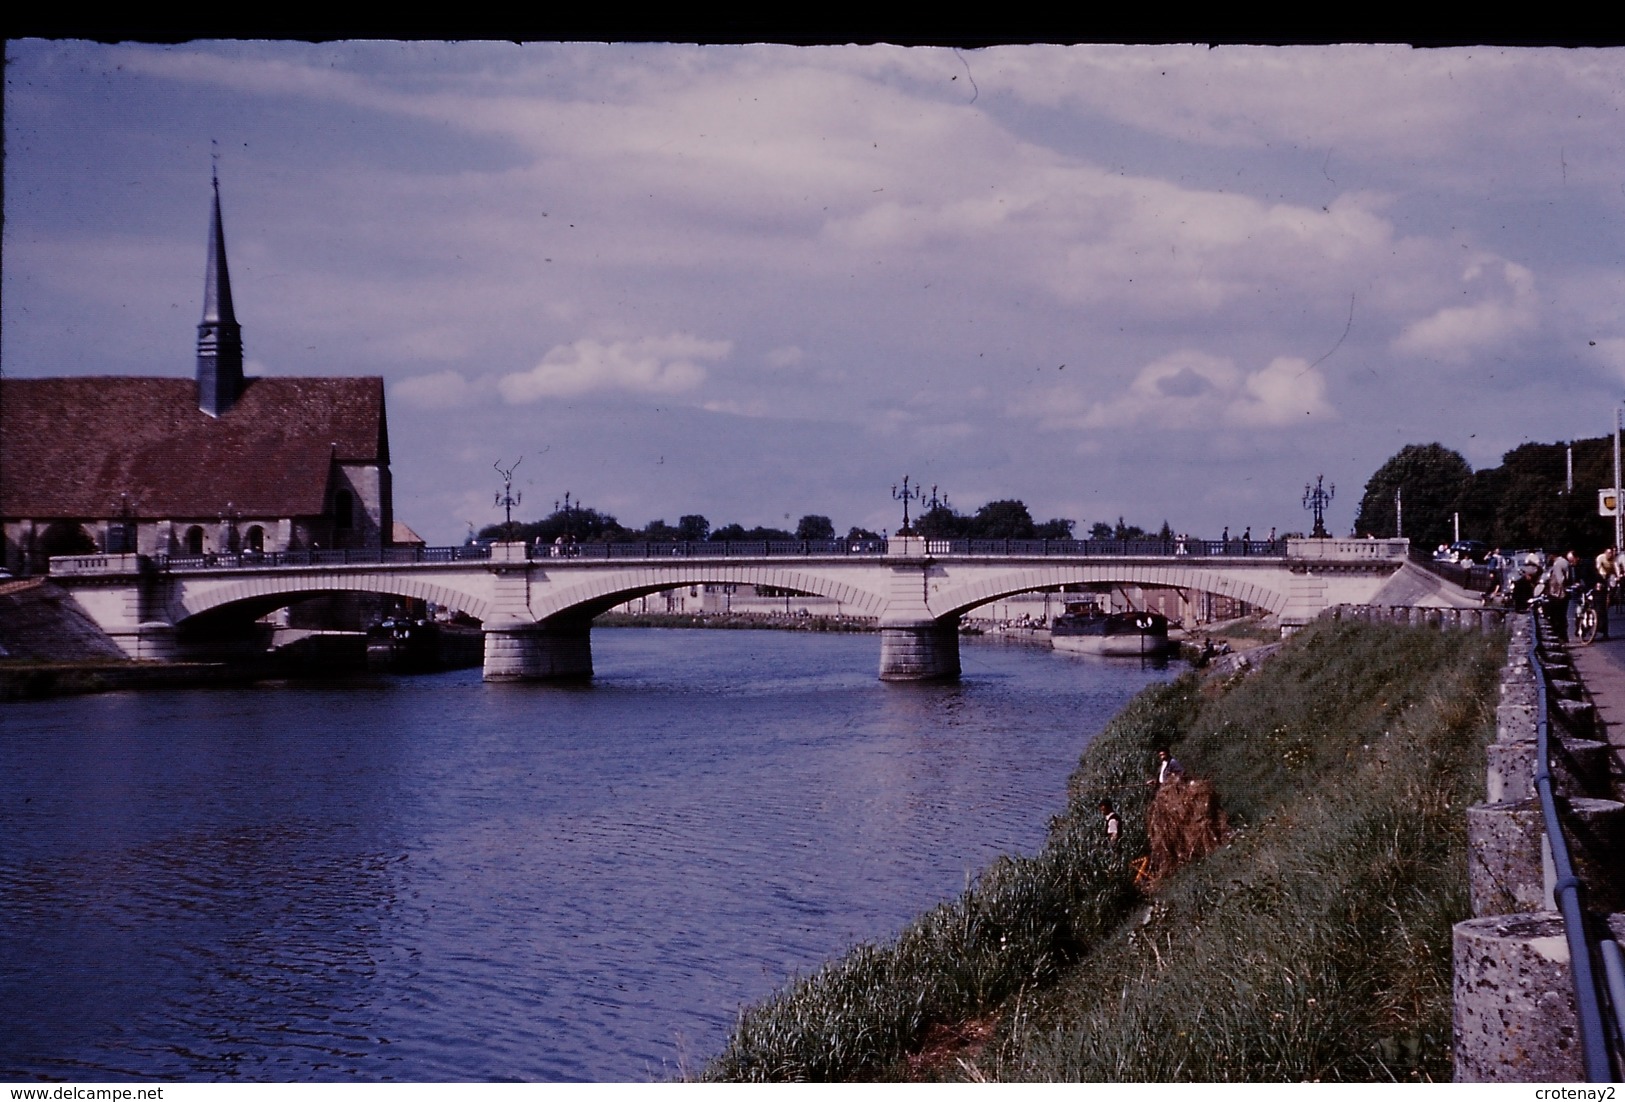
xmin=703 ymin=620 xmax=1501 ymax=1082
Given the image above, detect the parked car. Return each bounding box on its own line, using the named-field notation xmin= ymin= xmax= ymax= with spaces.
xmin=1437 ymin=540 xmax=1488 ymax=564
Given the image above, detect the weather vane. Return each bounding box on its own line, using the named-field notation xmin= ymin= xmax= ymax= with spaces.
xmin=1303 ymin=474 xmax=1336 ymax=539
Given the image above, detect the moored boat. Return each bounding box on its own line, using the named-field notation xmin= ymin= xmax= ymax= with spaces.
xmin=1050 ymin=606 xmax=1177 ymax=657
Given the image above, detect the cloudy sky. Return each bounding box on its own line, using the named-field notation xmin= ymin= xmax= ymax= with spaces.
xmin=6 ymin=41 xmax=1623 ymax=545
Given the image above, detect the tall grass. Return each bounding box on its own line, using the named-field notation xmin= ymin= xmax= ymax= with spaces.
xmin=703 ymin=621 xmax=1501 ymax=1082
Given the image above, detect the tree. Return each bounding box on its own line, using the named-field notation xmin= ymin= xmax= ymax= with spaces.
xmin=969 ymin=499 xmax=1036 ymax=539
xmin=678 ymin=514 xmax=710 ymax=542
xmin=1035 ymin=517 xmax=1076 ymax=540
xmin=795 ymin=514 xmax=835 ymax=541
xmin=1478 ymin=437 xmax=1616 ymax=554
xmin=916 ymin=503 xmax=965 ymax=539
xmin=1353 ymin=444 xmax=1473 ymax=549
xmin=478 ymin=503 xmax=624 ymax=544
xmin=1113 ymin=516 xmax=1147 ymax=540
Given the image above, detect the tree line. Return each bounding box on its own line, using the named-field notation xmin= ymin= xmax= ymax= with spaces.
xmin=1354 ymin=438 xmax=1624 ymax=555
xmin=478 ymin=499 xmax=1175 ymax=547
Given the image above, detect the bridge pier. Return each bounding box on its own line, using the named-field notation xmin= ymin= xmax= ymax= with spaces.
xmin=482 ymin=616 xmax=593 ymax=682
xmin=878 ymin=618 xmax=961 ymax=682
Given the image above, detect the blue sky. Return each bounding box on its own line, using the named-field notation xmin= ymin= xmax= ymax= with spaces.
xmin=6 ymin=41 xmax=1623 ymax=544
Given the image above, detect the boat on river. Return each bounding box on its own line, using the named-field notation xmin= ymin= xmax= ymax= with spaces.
xmin=1050 ymin=606 xmax=1178 ymax=657
xmin=366 ymin=618 xmax=484 ymax=673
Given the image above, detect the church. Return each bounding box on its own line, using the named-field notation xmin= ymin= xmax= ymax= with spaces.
xmin=1 ymin=180 xmax=394 ymax=576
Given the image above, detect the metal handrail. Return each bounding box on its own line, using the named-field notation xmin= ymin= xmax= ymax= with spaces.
xmin=141 ymin=537 xmax=1314 ymax=572
xmin=1411 ymin=544 xmax=1499 ymax=592
xmin=156 ymin=545 xmax=495 ymax=570
xmin=1530 ymin=604 xmax=1621 ymax=1080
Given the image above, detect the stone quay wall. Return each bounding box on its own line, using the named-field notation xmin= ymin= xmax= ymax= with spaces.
xmin=1451 ymin=612 xmax=1625 ymax=1082
xmin=1317 ymin=603 xmax=1508 ymax=633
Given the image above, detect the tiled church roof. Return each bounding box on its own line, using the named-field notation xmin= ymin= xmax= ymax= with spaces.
xmin=1 ymin=376 xmax=387 ymax=519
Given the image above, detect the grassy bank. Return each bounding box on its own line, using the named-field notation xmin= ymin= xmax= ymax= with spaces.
xmin=703 ymin=619 xmax=1501 ymax=1082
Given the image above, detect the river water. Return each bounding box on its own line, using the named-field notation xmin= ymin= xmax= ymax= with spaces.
xmin=1 ymin=629 xmax=1173 ymax=1082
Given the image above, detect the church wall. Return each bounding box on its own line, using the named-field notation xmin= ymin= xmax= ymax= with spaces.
xmin=332 ymin=461 xmax=390 ymax=550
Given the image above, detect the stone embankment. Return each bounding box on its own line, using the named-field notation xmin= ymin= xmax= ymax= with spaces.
xmin=1318 ymin=602 xmax=1508 ymax=633
xmin=1453 ymin=612 xmax=1625 ymax=1082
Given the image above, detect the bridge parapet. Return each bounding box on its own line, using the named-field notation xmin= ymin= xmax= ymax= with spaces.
xmin=48 ymin=553 xmax=145 ymax=576
xmin=1285 ymin=537 xmax=1408 ymax=562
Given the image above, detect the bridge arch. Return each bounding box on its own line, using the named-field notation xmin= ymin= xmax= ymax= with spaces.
xmin=931 ymin=562 xmax=1293 ymax=621
xmin=528 ymin=564 xmax=888 ymax=623
xmin=174 ymin=572 xmax=496 ymax=625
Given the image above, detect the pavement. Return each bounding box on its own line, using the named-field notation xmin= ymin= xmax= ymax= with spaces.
xmin=1558 ymin=627 xmax=1625 ymax=799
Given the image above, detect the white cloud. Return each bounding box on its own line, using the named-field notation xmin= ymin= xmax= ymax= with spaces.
xmin=497 ymin=334 xmax=730 ymax=403
xmin=1020 ymin=350 xmax=1336 ymax=432
xmin=1392 ymin=258 xmax=1537 ymax=362
xmin=396 ymin=370 xmax=478 ymax=409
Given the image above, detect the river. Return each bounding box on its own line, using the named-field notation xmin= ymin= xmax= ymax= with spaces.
xmin=0 ymin=628 xmax=1174 ymax=1081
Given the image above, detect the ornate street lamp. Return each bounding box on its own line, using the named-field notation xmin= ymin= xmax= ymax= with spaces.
xmin=1303 ymin=474 xmax=1336 ymax=539
xmin=494 ymin=457 xmax=522 ymax=542
xmin=892 ymin=475 xmax=926 ymax=535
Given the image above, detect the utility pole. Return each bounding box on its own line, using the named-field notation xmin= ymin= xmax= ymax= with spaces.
xmin=1614 ymin=408 xmax=1622 ymax=553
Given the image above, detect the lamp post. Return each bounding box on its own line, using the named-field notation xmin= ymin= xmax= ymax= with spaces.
xmin=555 ymin=491 xmax=575 ymax=540
xmin=219 ymin=501 xmax=240 ymax=554
xmin=494 ymin=457 xmax=522 ymax=543
xmin=1614 ymin=408 xmax=1623 ymax=554
xmin=112 ymin=491 xmax=139 ymax=554
xmin=1303 ymin=475 xmax=1335 ymax=540
xmin=892 ymin=475 xmax=925 ymax=535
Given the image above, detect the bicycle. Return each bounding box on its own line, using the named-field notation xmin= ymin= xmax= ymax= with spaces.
xmin=1576 ymin=584 xmax=1601 ymax=645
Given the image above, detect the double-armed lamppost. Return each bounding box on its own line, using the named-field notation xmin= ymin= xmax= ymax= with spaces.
xmin=555 ymin=491 xmax=575 ymax=540
xmin=892 ymin=475 xmax=926 ymax=535
xmin=219 ymin=501 xmax=240 ymax=554
xmin=1303 ymin=474 xmax=1336 ymax=539
xmin=494 ymin=457 xmax=522 ymax=542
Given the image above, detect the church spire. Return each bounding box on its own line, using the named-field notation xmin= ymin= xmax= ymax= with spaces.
xmin=197 ymin=170 xmax=244 ymax=417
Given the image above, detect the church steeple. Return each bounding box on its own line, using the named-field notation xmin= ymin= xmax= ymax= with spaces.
xmin=197 ymin=173 xmax=244 ymax=417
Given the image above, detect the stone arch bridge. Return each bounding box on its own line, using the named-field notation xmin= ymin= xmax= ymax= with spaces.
xmin=49 ymin=537 xmax=1479 ymax=681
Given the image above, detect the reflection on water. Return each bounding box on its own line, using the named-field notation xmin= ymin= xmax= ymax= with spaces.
xmin=1 ymin=629 xmax=1172 ymax=1081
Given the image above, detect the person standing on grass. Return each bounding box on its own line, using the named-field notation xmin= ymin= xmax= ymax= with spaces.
xmin=1151 ymin=748 xmax=1185 ymax=786
xmin=1099 ymin=800 xmax=1120 ymax=845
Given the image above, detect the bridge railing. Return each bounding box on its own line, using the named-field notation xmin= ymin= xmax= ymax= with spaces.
xmin=153 ymin=545 xmax=495 ymax=571
xmin=1407 ymin=543 xmax=1499 ymax=592
xmin=124 ymin=536 xmax=1329 ymax=574
xmin=562 ymin=539 xmax=887 ymax=559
